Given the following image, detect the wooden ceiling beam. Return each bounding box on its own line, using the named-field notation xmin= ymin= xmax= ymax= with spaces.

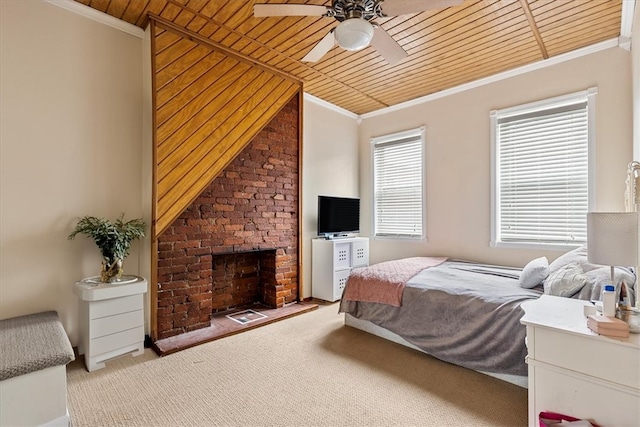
xmin=518 ymin=0 xmax=549 ymax=59
xmin=152 ymin=15 xmax=300 ymax=85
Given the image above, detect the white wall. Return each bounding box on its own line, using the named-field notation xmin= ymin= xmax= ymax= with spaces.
xmin=0 ymin=0 xmax=144 ymax=345
xmin=302 ymin=96 xmax=359 ymax=299
xmin=359 ymin=47 xmax=632 ymax=267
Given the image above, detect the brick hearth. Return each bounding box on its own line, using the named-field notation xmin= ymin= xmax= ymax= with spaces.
xmin=156 ymin=96 xmax=299 ymax=340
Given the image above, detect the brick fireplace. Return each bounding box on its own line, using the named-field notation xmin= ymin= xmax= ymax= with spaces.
xmin=156 ymin=96 xmax=299 ymax=340
xmin=211 ymin=250 xmax=277 ymax=312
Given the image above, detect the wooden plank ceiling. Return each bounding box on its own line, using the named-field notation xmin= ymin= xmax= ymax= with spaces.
xmin=75 ymin=0 xmax=622 ymax=115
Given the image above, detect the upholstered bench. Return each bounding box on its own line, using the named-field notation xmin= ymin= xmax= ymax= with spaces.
xmin=0 ymin=311 xmax=75 ymax=426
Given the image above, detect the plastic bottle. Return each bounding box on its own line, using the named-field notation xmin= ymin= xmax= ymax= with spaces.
xmin=602 ymin=285 xmax=616 ymax=317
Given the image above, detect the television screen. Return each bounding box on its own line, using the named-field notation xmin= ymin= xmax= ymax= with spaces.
xmin=317 ymin=196 xmax=360 ymax=237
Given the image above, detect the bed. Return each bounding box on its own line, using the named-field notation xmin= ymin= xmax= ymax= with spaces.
xmin=340 ymin=251 xmax=636 ymax=388
xmin=339 ymin=259 xmax=541 ymax=387
xmin=339 ymin=162 xmax=640 ymax=388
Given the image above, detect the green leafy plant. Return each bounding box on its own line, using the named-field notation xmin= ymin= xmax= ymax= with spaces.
xmin=69 ymin=214 xmax=146 ymax=282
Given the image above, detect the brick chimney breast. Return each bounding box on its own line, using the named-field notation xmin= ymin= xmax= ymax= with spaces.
xmin=156 ymin=96 xmax=299 ymax=340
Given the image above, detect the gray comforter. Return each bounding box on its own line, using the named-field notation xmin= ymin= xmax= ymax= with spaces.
xmin=339 ymin=260 xmax=543 ymax=376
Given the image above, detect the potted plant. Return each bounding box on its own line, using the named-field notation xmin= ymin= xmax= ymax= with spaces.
xmin=68 ymin=214 xmax=146 ymax=283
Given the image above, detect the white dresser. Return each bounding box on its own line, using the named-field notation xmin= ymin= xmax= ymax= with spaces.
xmin=74 ymin=276 xmax=147 ymax=371
xmin=520 ymin=295 xmax=640 ymax=427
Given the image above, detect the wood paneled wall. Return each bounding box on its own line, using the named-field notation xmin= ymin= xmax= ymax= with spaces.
xmin=151 ymin=17 xmax=302 ymax=237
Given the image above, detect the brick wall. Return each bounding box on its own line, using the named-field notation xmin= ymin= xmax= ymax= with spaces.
xmin=156 ymin=95 xmax=299 ymax=340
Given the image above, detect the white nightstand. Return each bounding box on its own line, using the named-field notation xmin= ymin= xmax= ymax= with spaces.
xmin=520 ymin=295 xmax=640 ymax=427
xmin=73 ymin=276 xmax=147 ymax=371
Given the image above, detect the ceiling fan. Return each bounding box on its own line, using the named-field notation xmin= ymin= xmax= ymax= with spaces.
xmin=253 ymin=0 xmax=464 ymax=65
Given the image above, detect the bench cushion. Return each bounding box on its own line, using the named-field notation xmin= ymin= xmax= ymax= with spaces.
xmin=0 ymin=311 xmax=75 ymax=381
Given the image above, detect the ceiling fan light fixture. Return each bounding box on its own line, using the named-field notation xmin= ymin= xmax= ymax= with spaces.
xmin=335 ymin=19 xmax=374 ymax=51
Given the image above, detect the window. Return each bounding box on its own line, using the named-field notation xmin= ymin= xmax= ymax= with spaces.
xmin=372 ymin=127 xmax=425 ymax=238
xmin=491 ymin=89 xmax=596 ymax=248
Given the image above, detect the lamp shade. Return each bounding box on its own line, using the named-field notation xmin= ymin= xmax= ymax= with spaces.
xmin=587 ymin=212 xmax=640 ymax=267
xmin=335 ymin=19 xmax=374 ymax=51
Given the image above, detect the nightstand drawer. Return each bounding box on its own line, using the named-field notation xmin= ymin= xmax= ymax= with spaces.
xmin=90 ymin=294 xmax=142 ymax=319
xmin=532 ymin=364 xmax=640 ymax=427
xmin=91 ymin=326 xmax=144 ymax=355
xmin=534 ymin=327 xmax=639 ymax=389
xmin=90 ymin=310 xmax=143 ymax=338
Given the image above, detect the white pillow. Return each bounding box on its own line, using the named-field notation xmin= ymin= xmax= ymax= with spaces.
xmin=544 ymin=262 xmax=587 ymax=297
xmin=519 ymin=257 xmax=549 ymax=289
xmin=548 ymin=245 xmax=600 ymax=274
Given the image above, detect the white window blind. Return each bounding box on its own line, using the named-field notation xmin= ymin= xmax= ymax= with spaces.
xmin=494 ymin=94 xmax=591 ymax=247
xmin=373 ymin=128 xmax=424 ymax=238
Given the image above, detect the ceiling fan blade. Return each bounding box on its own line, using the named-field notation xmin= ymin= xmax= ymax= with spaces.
xmin=371 ymin=26 xmax=407 ymax=65
xmin=301 ymin=31 xmax=336 ymax=62
xmin=380 ymin=0 xmax=464 ymax=16
xmin=253 ymin=4 xmax=330 ymax=18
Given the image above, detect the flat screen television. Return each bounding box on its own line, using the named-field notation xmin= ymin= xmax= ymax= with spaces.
xmin=317 ymin=195 xmax=360 ymax=238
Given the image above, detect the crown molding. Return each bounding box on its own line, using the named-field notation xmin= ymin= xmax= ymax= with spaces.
xmin=360 ymin=38 xmax=619 ymax=120
xmin=303 ymin=93 xmax=359 ymax=120
xmin=43 ymin=0 xmax=144 ymax=39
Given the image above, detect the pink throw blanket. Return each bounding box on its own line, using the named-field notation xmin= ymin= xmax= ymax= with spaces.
xmin=342 ymin=257 xmax=448 ymax=307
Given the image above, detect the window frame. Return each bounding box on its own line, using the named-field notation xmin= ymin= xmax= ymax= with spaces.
xmin=370 ymin=126 xmax=427 ymax=241
xmin=490 ymin=88 xmax=597 ymax=250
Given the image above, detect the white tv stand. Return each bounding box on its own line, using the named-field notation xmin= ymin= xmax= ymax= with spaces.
xmin=311 ymin=237 xmax=369 ymax=302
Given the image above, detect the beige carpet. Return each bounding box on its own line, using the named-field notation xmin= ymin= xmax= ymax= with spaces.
xmin=67 ymin=303 xmax=528 ymax=426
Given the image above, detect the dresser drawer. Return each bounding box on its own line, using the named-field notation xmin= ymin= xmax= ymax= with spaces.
xmin=533 ymin=327 xmax=639 ymax=390
xmin=89 ymin=294 xmax=143 ymax=320
xmin=532 ymin=364 xmax=640 ymax=427
xmin=90 ymin=310 xmax=143 ymax=338
xmin=90 ymin=326 xmax=144 ymax=355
